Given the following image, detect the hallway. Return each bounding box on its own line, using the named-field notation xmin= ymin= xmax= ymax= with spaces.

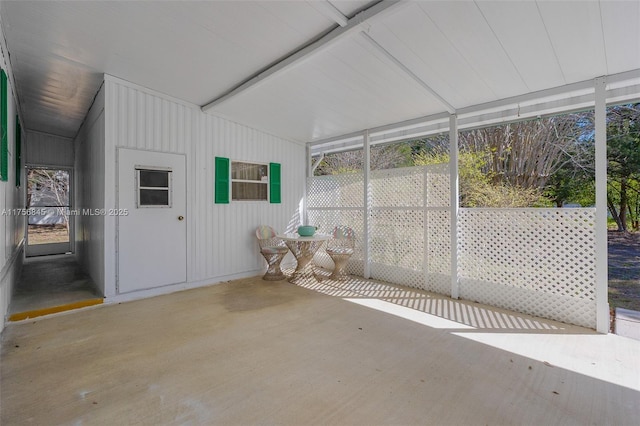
xmin=9 ymin=255 xmax=102 ymax=321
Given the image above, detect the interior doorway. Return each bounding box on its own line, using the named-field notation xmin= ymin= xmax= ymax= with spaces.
xmin=25 ymin=167 xmax=72 ymax=257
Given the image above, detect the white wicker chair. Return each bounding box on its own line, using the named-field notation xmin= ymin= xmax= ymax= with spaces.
xmin=256 ymin=225 xmax=288 ymax=281
xmin=325 ymin=226 xmax=355 ymax=280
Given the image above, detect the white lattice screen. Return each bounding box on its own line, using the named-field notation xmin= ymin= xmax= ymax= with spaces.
xmin=369 ymin=165 xmax=451 ymax=291
xmin=457 ymin=208 xmax=597 ymax=328
xmin=306 ymin=167 xmax=598 ymax=329
xmin=369 ymin=208 xmax=425 ymax=288
xmin=307 ymin=165 xmax=451 ymax=292
xmin=426 ymin=210 xmax=451 ymax=294
xmin=307 ymin=174 xmax=365 ymax=276
xmin=424 ymin=163 xmax=451 ymax=294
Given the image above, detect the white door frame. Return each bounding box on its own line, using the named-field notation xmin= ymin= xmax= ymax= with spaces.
xmin=116 ymin=148 xmax=187 ymax=294
xmin=25 ymin=165 xmax=74 ymax=257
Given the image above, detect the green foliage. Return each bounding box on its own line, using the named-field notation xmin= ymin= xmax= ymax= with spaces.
xmin=412 ymin=150 xmax=449 ymax=166
xmin=544 ymin=157 xmax=595 ymax=207
xmin=606 ymin=104 xmax=640 ymax=231
xmin=413 ymin=149 xmax=550 ymax=207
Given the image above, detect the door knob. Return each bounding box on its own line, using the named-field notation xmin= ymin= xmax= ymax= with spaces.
xmin=178 ymin=215 xmax=184 ymax=221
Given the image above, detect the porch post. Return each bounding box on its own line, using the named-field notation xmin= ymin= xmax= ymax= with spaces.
xmin=363 ymin=129 xmax=371 ymax=279
xmin=449 ymin=114 xmax=459 ymax=299
xmin=594 ymin=76 xmax=610 ymax=333
xmin=303 ymin=144 xmax=310 ymax=226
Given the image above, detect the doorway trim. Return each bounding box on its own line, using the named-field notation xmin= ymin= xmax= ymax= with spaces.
xmin=115 ymin=148 xmax=187 ymax=294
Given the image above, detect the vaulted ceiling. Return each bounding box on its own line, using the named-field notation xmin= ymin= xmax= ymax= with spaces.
xmin=1 ymin=0 xmax=639 ymax=144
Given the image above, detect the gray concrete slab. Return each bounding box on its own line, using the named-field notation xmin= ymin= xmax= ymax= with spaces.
xmin=9 ymin=254 xmax=101 ymax=315
xmin=1 ymin=275 xmax=639 ymax=425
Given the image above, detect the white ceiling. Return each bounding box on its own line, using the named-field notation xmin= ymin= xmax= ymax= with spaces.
xmin=1 ymin=0 xmax=639 ymax=143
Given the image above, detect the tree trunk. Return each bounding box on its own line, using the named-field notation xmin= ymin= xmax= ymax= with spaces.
xmin=619 ymin=177 xmax=629 ymax=232
xmin=628 ymin=203 xmax=639 ymax=231
xmin=608 ymin=196 xmax=626 ymax=232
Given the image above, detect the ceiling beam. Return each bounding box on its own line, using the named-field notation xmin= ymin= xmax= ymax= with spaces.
xmin=301 ymin=3 xmax=457 ymax=114
xmin=309 ymin=1 xmax=348 ymax=27
xmin=201 ymin=0 xmax=406 ymax=113
xmin=360 ymin=32 xmax=456 ymax=114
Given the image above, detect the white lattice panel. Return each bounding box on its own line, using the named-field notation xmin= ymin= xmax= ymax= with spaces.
xmin=426 ymin=210 xmax=451 ymax=294
xmin=425 ymin=163 xmax=450 ymax=208
xmin=370 ymin=167 xmax=424 ymax=208
xmin=458 ymin=208 xmax=597 ymax=328
xmin=308 ymin=165 xmax=451 ymax=291
xmin=369 ymin=209 xmax=424 ymax=289
xmin=370 ymin=263 xmax=424 ymax=289
xmin=307 ymin=174 xmax=363 ymax=208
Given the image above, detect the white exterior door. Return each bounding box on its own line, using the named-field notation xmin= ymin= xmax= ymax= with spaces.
xmin=117 ymin=149 xmax=187 ymax=293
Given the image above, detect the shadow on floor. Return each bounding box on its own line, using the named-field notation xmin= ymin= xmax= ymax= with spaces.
xmin=9 ymin=254 xmax=102 ymax=319
xmin=290 ymin=267 xmax=594 ymax=334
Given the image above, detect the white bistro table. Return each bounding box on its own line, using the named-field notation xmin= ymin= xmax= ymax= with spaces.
xmin=278 ymin=233 xmax=332 ymax=283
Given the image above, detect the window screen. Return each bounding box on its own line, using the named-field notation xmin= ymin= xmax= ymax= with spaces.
xmin=231 ymin=161 xmax=268 ymax=201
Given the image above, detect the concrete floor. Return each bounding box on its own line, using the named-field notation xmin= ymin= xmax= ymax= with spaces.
xmin=1 ymin=273 xmax=639 ymax=425
xmin=9 ymin=255 xmax=101 ymax=316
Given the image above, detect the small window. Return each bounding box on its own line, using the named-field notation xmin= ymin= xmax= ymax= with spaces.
xmin=231 ymin=161 xmax=268 ymax=201
xmin=136 ymin=167 xmax=171 ymax=207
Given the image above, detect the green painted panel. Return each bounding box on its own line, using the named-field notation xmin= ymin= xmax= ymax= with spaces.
xmin=1 ymin=69 xmax=7 ymax=182
xmin=215 ymin=156 xmax=230 ymax=204
xmin=269 ymin=162 xmax=281 ymax=204
xmin=15 ymin=115 xmax=21 ymax=186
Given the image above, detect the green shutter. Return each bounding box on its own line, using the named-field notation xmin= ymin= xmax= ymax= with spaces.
xmin=15 ymin=115 xmax=21 ymax=186
xmin=0 ymin=69 xmax=7 ymax=182
xmin=214 ymin=157 xmax=230 ymax=204
xmin=269 ymin=162 xmax=281 ymax=204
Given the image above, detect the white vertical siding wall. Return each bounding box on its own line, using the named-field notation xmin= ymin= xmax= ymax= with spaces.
xmin=103 ymin=76 xmax=304 ymax=297
xmin=0 ymin=43 xmax=26 ymax=332
xmin=197 ymin=115 xmax=303 ymax=282
xmin=74 ymin=83 xmax=106 ymax=296
xmin=25 ymin=131 xmax=74 ymax=167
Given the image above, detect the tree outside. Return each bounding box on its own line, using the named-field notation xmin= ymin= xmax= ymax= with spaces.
xmin=313 ymin=105 xmax=640 ymax=219
xmin=27 ymin=169 xmax=70 ymax=245
xmin=606 ymin=105 xmax=640 ymax=232
xmin=313 ymin=111 xmax=597 ymax=209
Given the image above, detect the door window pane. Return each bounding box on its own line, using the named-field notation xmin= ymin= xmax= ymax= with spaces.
xmin=137 ymin=168 xmax=171 ymax=207
xmin=139 ymin=170 xmax=169 ymax=187
xmin=139 ymin=189 xmax=170 ymax=206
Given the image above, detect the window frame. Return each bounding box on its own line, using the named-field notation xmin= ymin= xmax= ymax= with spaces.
xmin=135 ymin=165 xmax=173 ymax=208
xmin=230 ymin=160 xmax=270 ymax=202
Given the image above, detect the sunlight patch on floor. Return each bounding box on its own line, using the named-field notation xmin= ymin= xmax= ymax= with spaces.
xmin=294 ymin=272 xmax=640 ymax=393
xmin=453 ymin=331 xmax=640 ymax=392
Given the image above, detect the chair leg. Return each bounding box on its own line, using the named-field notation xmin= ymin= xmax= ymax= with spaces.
xmin=329 ymin=253 xmax=352 ymax=280
xmin=262 ymin=253 xmax=287 ymax=281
